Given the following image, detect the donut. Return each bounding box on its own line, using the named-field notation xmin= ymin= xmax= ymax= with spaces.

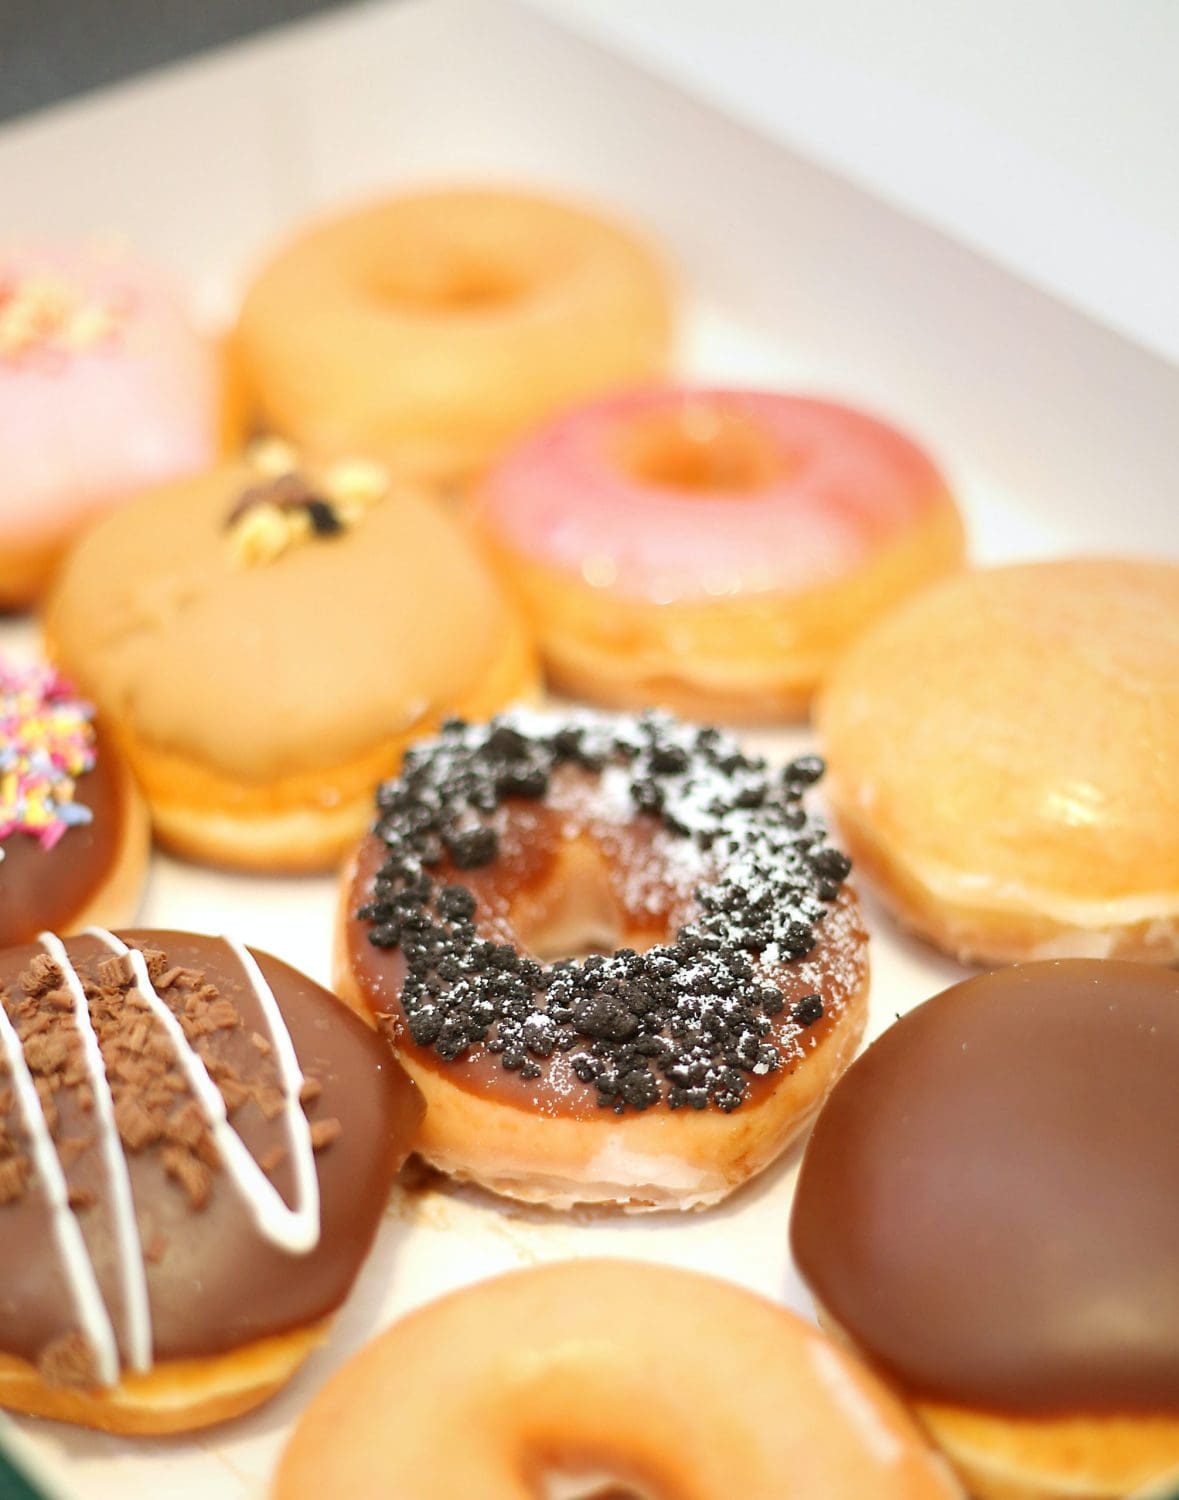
xmin=44 ymin=441 xmax=538 ymax=872
xmin=273 ymin=1259 xmax=962 ymax=1499
xmin=0 ymin=927 xmax=422 ymax=1433
xmin=472 ymin=387 xmax=965 ymax=719
xmin=817 ymin=557 xmax=1179 ymax=965
xmin=1 ymin=659 xmax=148 ymax=948
xmin=235 ymin=188 xmax=673 ymax=490
xmin=791 ymin=959 xmax=1179 ymax=1500
xmin=0 ymin=239 xmax=234 ymax=608
xmin=336 ymin=709 xmax=869 ymax=1211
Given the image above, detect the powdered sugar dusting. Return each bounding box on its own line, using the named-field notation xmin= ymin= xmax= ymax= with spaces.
xmin=356 ymin=710 xmax=859 ymax=1114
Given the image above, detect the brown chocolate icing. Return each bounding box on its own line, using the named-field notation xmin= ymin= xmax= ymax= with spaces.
xmin=0 ymin=930 xmax=422 ymax=1381
xmin=790 ymin=959 xmax=1179 ymax=1415
xmin=0 ymin=726 xmax=124 ymax=948
xmin=344 ymin=761 xmax=863 ymax=1121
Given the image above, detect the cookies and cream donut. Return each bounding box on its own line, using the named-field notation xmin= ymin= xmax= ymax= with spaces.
xmin=791 ymin=960 xmax=1179 ymax=1500
xmin=0 ymin=660 xmax=147 ymax=948
xmin=337 ymin=710 xmax=869 ymax=1211
xmin=817 ymin=558 xmax=1179 ymax=964
xmin=273 ymin=1260 xmax=963 ymax=1500
xmin=473 ymin=388 xmax=965 ymax=719
xmin=44 ymin=441 xmax=537 ymax=871
xmin=0 ymin=928 xmax=422 ymax=1434
xmin=236 ymin=188 xmax=673 ymax=490
xmin=0 ymin=239 xmax=233 ymax=607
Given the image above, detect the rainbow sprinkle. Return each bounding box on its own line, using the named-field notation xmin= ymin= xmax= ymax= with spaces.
xmin=0 ymin=662 xmax=96 ymax=857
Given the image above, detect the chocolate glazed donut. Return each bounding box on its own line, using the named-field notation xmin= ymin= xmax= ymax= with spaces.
xmin=0 ymin=930 xmax=422 ymax=1433
xmin=791 ymin=959 xmax=1179 ymax=1500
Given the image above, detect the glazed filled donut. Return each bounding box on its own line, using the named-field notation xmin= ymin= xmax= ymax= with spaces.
xmin=817 ymin=558 xmax=1179 ymax=965
xmin=0 ymin=239 xmax=233 ymax=607
xmin=0 ymin=928 xmax=422 ymax=1434
xmin=235 ymin=187 xmax=673 ymax=490
xmin=336 ymin=710 xmax=869 ymax=1211
xmin=473 ymin=387 xmax=965 ymax=719
xmin=44 ymin=441 xmax=537 ymax=871
xmin=791 ymin=960 xmax=1179 ymax=1500
xmin=0 ymin=659 xmax=148 ymax=948
xmin=273 ymin=1260 xmax=962 ymax=1500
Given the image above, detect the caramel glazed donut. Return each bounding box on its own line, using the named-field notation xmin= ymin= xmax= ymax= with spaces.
xmin=337 ymin=710 xmax=869 ymax=1211
xmin=0 ymin=929 xmax=421 ymax=1434
xmin=274 ymin=1261 xmax=964 ymax=1500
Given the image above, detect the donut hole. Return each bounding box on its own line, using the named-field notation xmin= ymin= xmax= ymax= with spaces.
xmin=509 ymin=838 xmax=669 ymax=963
xmin=617 ymin=405 xmax=797 ymax=495
xmin=369 ymin=254 xmax=528 ymax=314
xmin=541 ymin=1475 xmax=647 ymax=1500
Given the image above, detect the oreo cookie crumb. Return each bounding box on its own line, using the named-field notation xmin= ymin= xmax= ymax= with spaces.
xmin=359 ymin=711 xmax=852 ymax=1113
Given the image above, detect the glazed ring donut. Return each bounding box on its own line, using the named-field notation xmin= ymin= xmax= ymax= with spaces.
xmin=791 ymin=960 xmax=1179 ymax=1500
xmin=817 ymin=558 xmax=1179 ymax=964
xmin=273 ymin=1260 xmax=962 ymax=1500
xmin=0 ymin=928 xmax=422 ymax=1434
xmin=473 ymin=387 xmax=965 ymax=719
xmin=235 ymin=188 xmax=673 ymax=489
xmin=336 ymin=709 xmax=869 ymax=1211
xmin=45 ymin=443 xmax=537 ymax=872
xmin=0 ymin=660 xmax=148 ymax=948
xmin=0 ymin=239 xmax=234 ymax=607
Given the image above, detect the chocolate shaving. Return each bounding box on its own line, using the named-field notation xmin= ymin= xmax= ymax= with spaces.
xmin=38 ymin=1330 xmax=100 ymax=1390
xmin=309 ymin=1117 xmax=342 ymax=1152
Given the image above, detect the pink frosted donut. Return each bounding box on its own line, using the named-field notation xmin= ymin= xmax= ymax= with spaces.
xmin=0 ymin=241 xmax=232 ymax=607
xmin=474 ymin=387 xmax=966 ymax=720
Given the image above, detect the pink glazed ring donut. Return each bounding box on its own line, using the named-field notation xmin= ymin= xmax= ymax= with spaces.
xmin=474 ymin=387 xmax=965 ymax=720
xmin=0 ymin=241 xmax=235 ymax=608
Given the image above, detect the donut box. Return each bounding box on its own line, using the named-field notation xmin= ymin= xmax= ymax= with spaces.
xmin=2 ymin=2 xmax=1177 ymax=1496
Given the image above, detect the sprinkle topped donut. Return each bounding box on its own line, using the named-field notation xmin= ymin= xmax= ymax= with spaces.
xmin=337 ymin=709 xmax=869 ymax=1210
xmin=0 ymin=240 xmax=232 ymax=607
xmin=0 ymin=660 xmax=148 ymax=948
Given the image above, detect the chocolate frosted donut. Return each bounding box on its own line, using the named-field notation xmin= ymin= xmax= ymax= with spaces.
xmin=0 ymin=662 xmax=148 ymax=947
xmin=791 ymin=959 xmax=1179 ymax=1500
xmin=337 ymin=709 xmax=869 ymax=1211
xmin=0 ymin=929 xmax=422 ymax=1433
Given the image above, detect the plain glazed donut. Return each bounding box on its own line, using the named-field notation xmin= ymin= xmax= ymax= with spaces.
xmin=272 ymin=1260 xmax=962 ymax=1500
xmin=473 ymin=387 xmax=965 ymax=719
xmin=235 ymin=188 xmax=673 ymax=489
xmin=0 ymin=659 xmax=148 ymax=948
xmin=44 ymin=442 xmax=537 ymax=872
xmin=0 ymin=929 xmax=422 ymax=1433
xmin=0 ymin=239 xmax=234 ymax=607
xmin=791 ymin=960 xmax=1179 ymax=1500
xmin=336 ymin=710 xmax=869 ymax=1211
xmin=817 ymin=557 xmax=1179 ymax=965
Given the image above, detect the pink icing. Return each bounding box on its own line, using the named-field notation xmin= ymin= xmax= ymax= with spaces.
xmin=0 ymin=242 xmax=221 ymax=544
xmin=476 ymin=388 xmax=951 ymax=603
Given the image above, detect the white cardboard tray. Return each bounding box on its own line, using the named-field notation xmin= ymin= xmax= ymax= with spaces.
xmin=1 ymin=2 xmax=1176 ymax=1495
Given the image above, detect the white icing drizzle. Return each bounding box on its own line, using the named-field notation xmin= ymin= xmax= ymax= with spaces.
xmin=37 ymin=933 xmax=152 ymax=1374
xmin=85 ymin=929 xmax=321 ymax=1254
xmin=0 ymin=929 xmax=324 ymax=1388
xmin=0 ymin=988 xmax=119 ymax=1387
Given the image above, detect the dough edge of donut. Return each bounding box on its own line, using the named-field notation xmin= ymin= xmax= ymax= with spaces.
xmin=825 ymin=792 xmax=1179 ymax=965
xmin=0 ymin=1318 xmax=329 ymax=1435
